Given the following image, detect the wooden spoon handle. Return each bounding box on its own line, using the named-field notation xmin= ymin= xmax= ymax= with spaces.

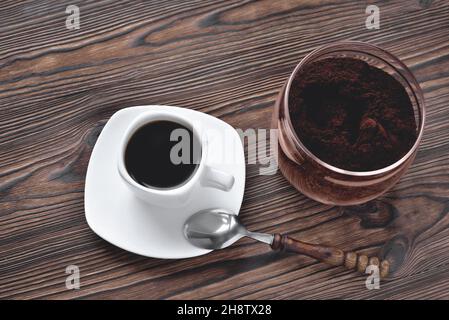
xmin=271 ymin=233 xmax=389 ymax=278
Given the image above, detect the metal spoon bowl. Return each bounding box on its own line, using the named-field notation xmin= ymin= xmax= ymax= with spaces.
xmin=183 ymin=209 xmax=273 ymax=250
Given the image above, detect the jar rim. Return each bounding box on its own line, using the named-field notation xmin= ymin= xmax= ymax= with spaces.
xmin=283 ymin=41 xmax=426 ymax=177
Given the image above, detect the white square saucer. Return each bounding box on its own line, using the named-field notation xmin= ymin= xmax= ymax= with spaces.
xmin=84 ymin=106 xmax=245 ymax=259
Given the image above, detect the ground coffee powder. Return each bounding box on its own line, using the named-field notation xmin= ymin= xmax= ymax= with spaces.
xmin=289 ymin=57 xmax=417 ymax=171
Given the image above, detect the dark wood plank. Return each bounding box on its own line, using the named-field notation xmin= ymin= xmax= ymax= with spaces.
xmin=1 ymin=0 xmax=449 ymax=299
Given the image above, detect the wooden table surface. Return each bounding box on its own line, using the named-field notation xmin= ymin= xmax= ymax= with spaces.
xmin=1 ymin=0 xmax=449 ymax=300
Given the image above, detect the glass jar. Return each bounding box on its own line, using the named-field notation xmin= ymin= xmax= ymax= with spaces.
xmin=272 ymin=41 xmax=425 ymax=206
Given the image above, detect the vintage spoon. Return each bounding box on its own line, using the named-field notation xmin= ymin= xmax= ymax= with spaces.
xmin=184 ymin=209 xmax=389 ymax=278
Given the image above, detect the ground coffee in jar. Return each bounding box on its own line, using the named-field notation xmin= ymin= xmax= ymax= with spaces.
xmin=288 ymin=57 xmax=417 ymax=171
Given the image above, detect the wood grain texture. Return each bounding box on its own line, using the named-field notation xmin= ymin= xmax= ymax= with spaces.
xmin=1 ymin=0 xmax=449 ymax=300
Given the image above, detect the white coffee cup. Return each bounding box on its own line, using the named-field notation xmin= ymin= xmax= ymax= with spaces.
xmin=117 ymin=111 xmax=235 ymax=207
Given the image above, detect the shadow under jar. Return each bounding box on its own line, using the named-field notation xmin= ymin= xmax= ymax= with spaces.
xmin=272 ymin=41 xmax=425 ymax=206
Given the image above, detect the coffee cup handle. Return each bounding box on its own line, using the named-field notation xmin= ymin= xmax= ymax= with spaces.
xmin=201 ymin=165 xmax=235 ymax=191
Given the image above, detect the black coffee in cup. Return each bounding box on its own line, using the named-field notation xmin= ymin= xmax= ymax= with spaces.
xmin=125 ymin=120 xmax=201 ymax=188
